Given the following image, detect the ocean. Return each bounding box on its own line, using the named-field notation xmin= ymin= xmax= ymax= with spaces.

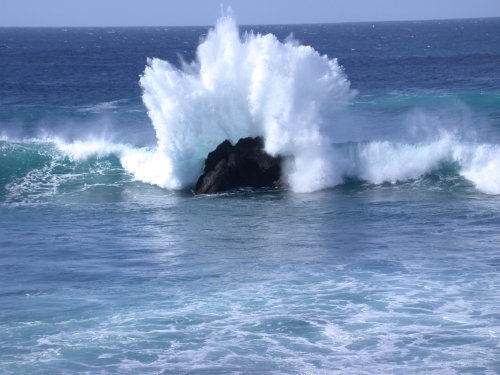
xmin=1 ymin=15 xmax=500 ymax=374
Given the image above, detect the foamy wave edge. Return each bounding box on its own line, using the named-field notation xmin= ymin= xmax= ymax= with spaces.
xmin=49 ymin=136 xmax=500 ymax=195
xmin=330 ymin=134 xmax=500 ymax=195
xmin=51 ymin=138 xmax=178 ymax=189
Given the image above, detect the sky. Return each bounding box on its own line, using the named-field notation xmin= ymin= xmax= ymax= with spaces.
xmin=0 ymin=0 xmax=499 ymax=27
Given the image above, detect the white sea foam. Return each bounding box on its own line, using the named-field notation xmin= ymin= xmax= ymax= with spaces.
xmin=333 ymin=134 xmax=500 ymax=194
xmin=136 ymin=14 xmax=500 ymax=195
xmin=54 ymin=138 xmax=176 ymax=188
xmin=140 ymin=14 xmax=354 ymax=191
xmin=5 ymin=130 xmax=500 ymax=197
xmin=75 ymin=99 xmax=125 ymax=113
xmin=55 ymin=138 xmax=128 ymax=160
xmin=6 ymin=11 xmax=500 ymax=196
xmin=453 ymin=143 xmax=500 ymax=194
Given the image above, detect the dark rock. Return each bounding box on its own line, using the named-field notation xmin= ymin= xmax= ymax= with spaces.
xmin=204 ymin=139 xmax=233 ymax=173
xmin=195 ymin=136 xmax=283 ymax=195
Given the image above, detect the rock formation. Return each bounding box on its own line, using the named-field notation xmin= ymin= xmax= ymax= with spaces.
xmin=195 ymin=137 xmax=283 ymax=195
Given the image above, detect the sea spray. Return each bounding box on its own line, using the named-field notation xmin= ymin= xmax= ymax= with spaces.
xmin=3 ymin=18 xmax=500 ymax=196
xmin=139 ymin=14 xmax=354 ymax=191
xmin=138 ymin=15 xmax=500 ymax=194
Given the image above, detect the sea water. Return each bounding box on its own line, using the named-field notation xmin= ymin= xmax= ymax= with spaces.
xmin=1 ymin=16 xmax=500 ymax=374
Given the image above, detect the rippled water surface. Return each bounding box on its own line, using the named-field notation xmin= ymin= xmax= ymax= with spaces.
xmin=1 ymin=17 xmax=500 ymax=374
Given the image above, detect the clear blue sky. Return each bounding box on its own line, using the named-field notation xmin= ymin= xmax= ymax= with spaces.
xmin=1 ymin=0 xmax=499 ymax=27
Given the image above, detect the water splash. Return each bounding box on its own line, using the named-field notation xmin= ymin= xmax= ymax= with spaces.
xmin=140 ymin=14 xmax=354 ymax=191
xmin=3 ymin=16 xmax=500 ymax=197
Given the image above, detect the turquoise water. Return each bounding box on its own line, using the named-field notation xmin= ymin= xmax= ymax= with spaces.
xmin=1 ymin=17 xmax=500 ymax=374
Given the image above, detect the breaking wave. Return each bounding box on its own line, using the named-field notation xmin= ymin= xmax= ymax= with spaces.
xmin=2 ymin=15 xmax=500 ymax=198
xmin=140 ymin=14 xmax=354 ymax=191
xmin=3 ymin=131 xmax=500 ymax=204
xmin=134 ymin=14 xmax=500 ymax=195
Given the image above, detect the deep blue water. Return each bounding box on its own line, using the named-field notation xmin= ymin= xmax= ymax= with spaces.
xmin=1 ymin=17 xmax=500 ymax=374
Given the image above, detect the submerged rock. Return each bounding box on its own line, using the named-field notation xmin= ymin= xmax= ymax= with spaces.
xmin=195 ymin=137 xmax=283 ymax=195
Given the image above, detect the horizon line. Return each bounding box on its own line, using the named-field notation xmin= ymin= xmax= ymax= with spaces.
xmin=1 ymin=16 xmax=499 ymax=29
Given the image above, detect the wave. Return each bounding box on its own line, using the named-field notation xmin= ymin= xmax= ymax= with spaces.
xmin=331 ymin=134 xmax=500 ymax=195
xmin=0 ymin=138 xmax=148 ymax=204
xmin=74 ymin=100 xmax=127 ymax=114
xmin=140 ymin=14 xmax=354 ymax=191
xmin=2 ymin=15 xmax=500 ymax=199
xmin=2 ymin=133 xmax=500 ymax=204
xmin=136 ymin=14 xmax=500 ymax=195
